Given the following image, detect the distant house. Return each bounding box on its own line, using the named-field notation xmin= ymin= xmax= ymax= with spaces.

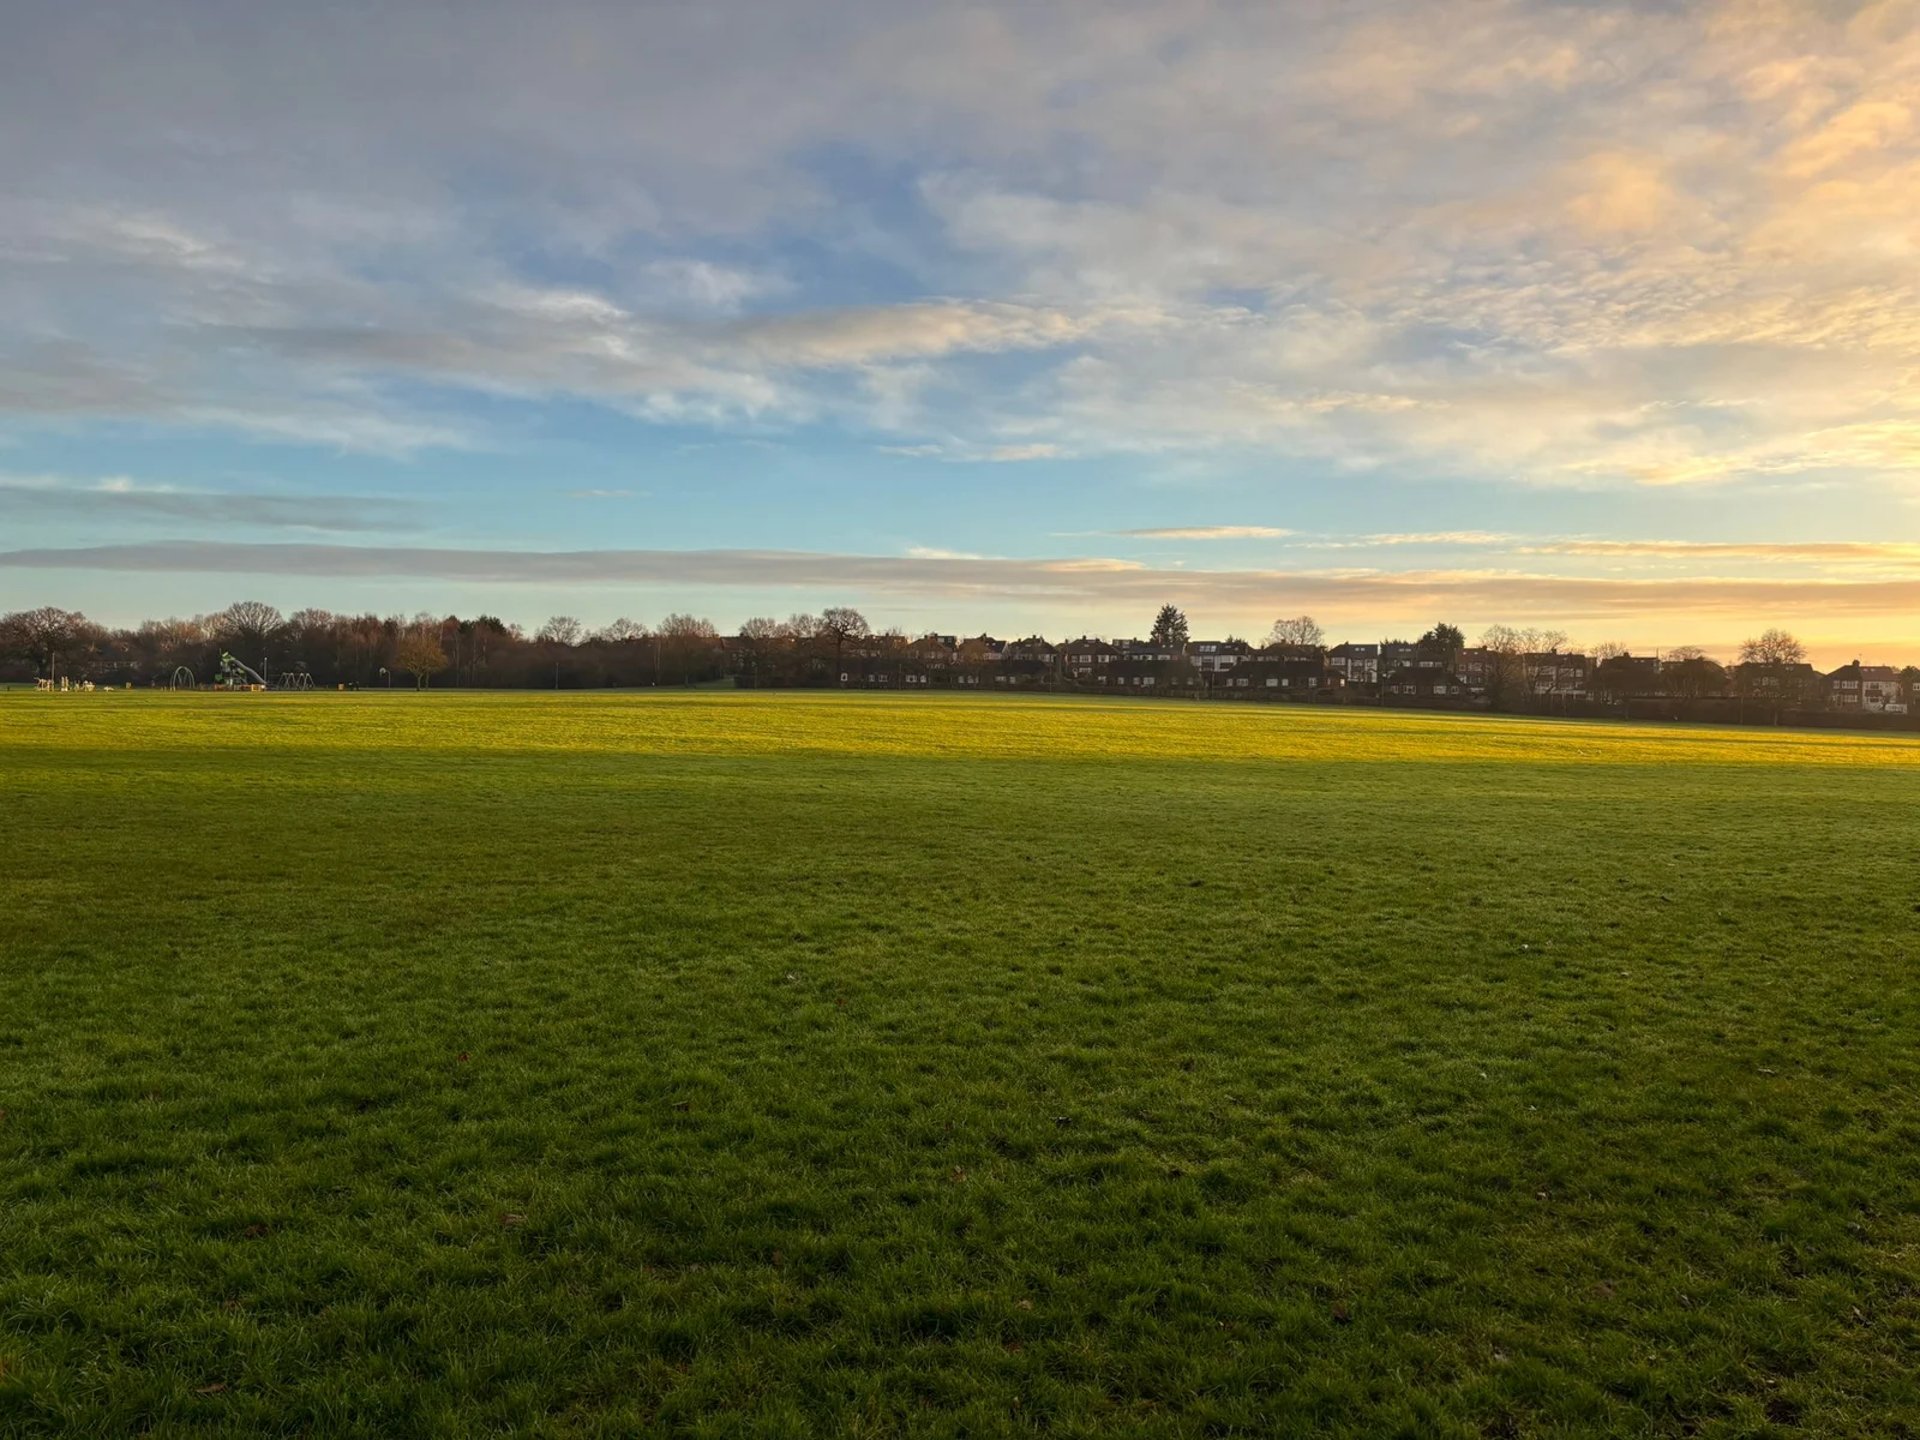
xmin=1188 ymin=639 xmax=1251 ymax=675
xmin=1590 ymin=653 xmax=1663 ymax=700
xmin=1657 ymin=654 xmax=1731 ymax=701
xmin=1379 ymin=641 xmax=1421 ymax=674
xmin=1733 ymin=661 xmax=1823 ymax=709
xmin=1828 ymin=661 xmax=1903 ymax=712
xmin=1327 ymin=643 xmax=1382 ymax=687
xmin=907 ymin=633 xmax=956 ymax=668
xmin=1618 ymin=654 xmax=1663 ymax=687
xmin=1734 ymin=661 xmax=1819 ymax=692
xmin=1229 ymin=657 xmax=1338 ymax=692
xmin=997 ymin=636 xmax=1058 ymax=685
xmin=1381 ymin=665 xmax=1471 ymax=698
xmin=955 ymin=635 xmax=1005 ymax=676
xmin=837 ymin=658 xmax=928 ymax=688
xmin=1527 ymin=652 xmax=1590 ymax=700
xmin=1102 ymin=659 xmax=1174 ymax=690
xmin=1455 ymin=647 xmax=1493 ymax=691
xmin=1061 ymin=637 xmax=1117 ymax=677
xmin=1449 ymin=648 xmax=1588 ymax=701
xmin=1114 ymin=638 xmax=1183 ymax=664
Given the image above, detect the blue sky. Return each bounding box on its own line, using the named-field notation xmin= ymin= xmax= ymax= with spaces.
xmin=3 ymin=0 xmax=1918 ymax=662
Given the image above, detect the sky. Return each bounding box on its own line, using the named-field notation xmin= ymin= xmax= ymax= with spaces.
xmin=2 ymin=0 xmax=1917 ymax=664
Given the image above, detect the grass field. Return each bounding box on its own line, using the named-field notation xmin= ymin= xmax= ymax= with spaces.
xmin=2 ymin=691 xmax=1918 ymax=1438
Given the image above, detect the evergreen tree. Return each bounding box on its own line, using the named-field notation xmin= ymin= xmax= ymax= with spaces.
xmin=1149 ymin=604 xmax=1189 ymax=648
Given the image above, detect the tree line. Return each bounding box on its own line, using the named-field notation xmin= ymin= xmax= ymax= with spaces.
xmin=0 ymin=601 xmax=961 ymax=691
xmin=3 ymin=600 xmax=1911 ymax=713
xmin=0 ymin=603 xmax=728 ymax=689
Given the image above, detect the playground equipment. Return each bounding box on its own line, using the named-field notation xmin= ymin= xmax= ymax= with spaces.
xmin=214 ymin=653 xmax=315 ymax=691
xmin=216 ymin=652 xmax=269 ymax=690
xmin=170 ymin=666 xmax=195 ymax=691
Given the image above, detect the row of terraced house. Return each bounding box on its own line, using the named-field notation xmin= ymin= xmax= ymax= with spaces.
xmin=804 ymin=635 xmax=1915 ymax=714
xmin=825 ymin=636 xmax=1595 ymax=700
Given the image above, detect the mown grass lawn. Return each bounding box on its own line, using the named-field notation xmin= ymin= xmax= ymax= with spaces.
xmin=2 ymin=690 xmax=1918 ymax=1438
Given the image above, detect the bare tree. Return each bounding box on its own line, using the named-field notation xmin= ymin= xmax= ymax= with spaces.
xmin=657 ymin=613 xmax=719 ymax=684
xmin=1266 ymin=614 xmax=1324 ymax=651
xmin=596 ymin=617 xmax=648 ymax=643
xmin=775 ymin=614 xmax=825 ymax=680
xmin=1736 ymin=628 xmax=1813 ymax=717
xmin=282 ymin=609 xmax=340 ymax=678
xmin=209 ymin=600 xmax=286 ymax=659
xmin=135 ymin=616 xmax=207 ymax=669
xmin=537 ymin=616 xmax=583 ymax=646
xmin=0 ymin=606 xmax=91 ymax=680
xmin=818 ymin=607 xmax=870 ymax=675
xmin=393 ymin=623 xmax=449 ymax=688
xmin=736 ymin=616 xmax=784 ymax=686
xmin=1739 ymin=628 xmax=1807 ymax=666
xmin=1478 ymin=624 xmax=1569 ymax=709
xmin=1663 ymin=653 xmax=1728 ymax=704
xmin=1585 ymin=642 xmax=1634 ymax=704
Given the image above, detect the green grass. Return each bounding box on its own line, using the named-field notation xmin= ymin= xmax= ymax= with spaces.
xmin=2 ymin=690 xmax=1918 ymax=1438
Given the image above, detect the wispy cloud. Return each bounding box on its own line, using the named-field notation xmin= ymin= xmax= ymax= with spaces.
xmin=0 ymin=476 xmax=417 ymax=532
xmin=880 ymin=441 xmax=1067 ymax=462
xmin=1103 ymin=526 xmax=1293 ymax=541
xmin=1309 ymin=532 xmax=1520 ymax=549
xmin=5 ymin=0 xmax=1913 ymax=485
xmin=1290 ymin=531 xmax=1920 ymax=568
xmin=905 ymin=545 xmax=985 ymax=560
xmin=7 ymin=541 xmax=1920 ymax=624
xmin=1515 ymin=538 xmax=1920 ymax=564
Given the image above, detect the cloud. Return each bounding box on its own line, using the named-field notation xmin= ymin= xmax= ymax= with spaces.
xmin=1562 ymin=152 xmax=1680 ymax=236
xmin=1106 ymin=526 xmax=1293 ymax=540
xmin=980 ymin=443 xmax=1065 ymax=462
xmin=1515 ymin=538 xmax=1920 ymax=564
xmin=1285 ymin=530 xmax=1920 ymax=569
xmin=7 ymin=541 xmax=1919 ymax=625
xmin=1313 ymin=531 xmax=1520 ymax=549
xmin=726 ymin=301 xmax=1101 ymax=367
xmin=0 ymin=476 xmax=417 ymax=532
xmin=1778 ymin=99 xmax=1913 ymax=179
xmin=642 ymin=259 xmax=786 ymax=313
xmin=1 ymin=0 xmax=1918 ymax=491
xmin=880 ymin=440 xmax=1066 ymax=462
